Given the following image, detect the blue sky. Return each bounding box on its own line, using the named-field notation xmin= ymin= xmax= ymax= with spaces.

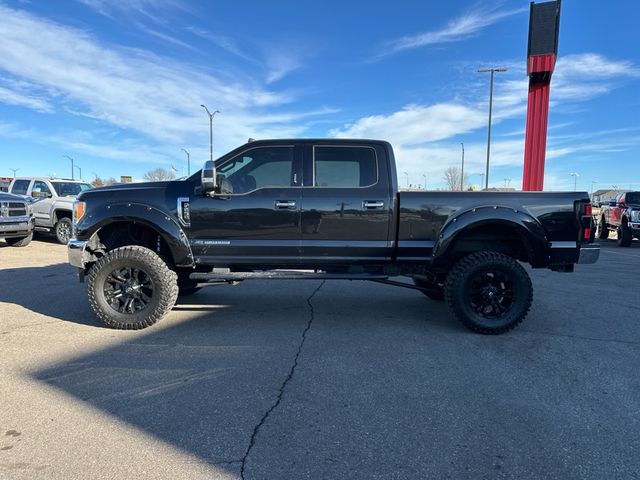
xmin=0 ymin=0 xmax=639 ymax=191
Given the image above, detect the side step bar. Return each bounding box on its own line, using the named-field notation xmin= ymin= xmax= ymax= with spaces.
xmin=190 ymin=270 xmax=389 ymax=282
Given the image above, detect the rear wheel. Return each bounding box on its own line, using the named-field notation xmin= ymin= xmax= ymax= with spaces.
xmin=597 ymin=216 xmax=609 ymax=239
xmin=55 ymin=217 xmax=72 ymax=244
xmin=87 ymin=246 xmax=178 ymax=329
xmin=444 ymin=251 xmax=533 ymax=335
xmin=4 ymin=232 xmax=33 ymax=247
xmin=618 ymin=222 xmax=632 ymax=247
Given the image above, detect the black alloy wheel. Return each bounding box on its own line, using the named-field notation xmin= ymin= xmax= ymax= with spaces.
xmin=87 ymin=245 xmax=178 ymax=329
xmin=445 ymin=251 xmax=533 ymax=334
xmin=103 ymin=266 xmax=155 ymax=314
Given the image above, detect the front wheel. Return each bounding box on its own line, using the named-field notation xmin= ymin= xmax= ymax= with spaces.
xmin=5 ymin=232 xmax=33 ymax=247
xmin=618 ymin=223 xmax=632 ymax=247
xmin=87 ymin=246 xmax=178 ymax=329
xmin=55 ymin=217 xmax=72 ymax=244
xmin=444 ymin=252 xmax=533 ymax=335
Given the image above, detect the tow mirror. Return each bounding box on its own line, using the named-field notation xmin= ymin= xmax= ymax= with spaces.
xmin=201 ymin=160 xmax=217 ymax=195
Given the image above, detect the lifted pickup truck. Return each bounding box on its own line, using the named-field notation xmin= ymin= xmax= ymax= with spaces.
xmin=68 ymin=139 xmax=599 ymax=334
xmin=597 ymin=191 xmax=640 ymax=247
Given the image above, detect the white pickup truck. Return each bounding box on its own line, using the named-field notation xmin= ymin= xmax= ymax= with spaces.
xmin=9 ymin=177 xmax=92 ymax=244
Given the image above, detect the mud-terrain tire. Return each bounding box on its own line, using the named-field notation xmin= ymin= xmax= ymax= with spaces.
xmin=55 ymin=217 xmax=72 ymax=244
xmin=597 ymin=216 xmax=609 ymax=239
xmin=618 ymin=223 xmax=632 ymax=247
xmin=444 ymin=251 xmax=533 ymax=335
xmin=412 ymin=275 xmax=445 ymax=301
xmin=5 ymin=232 xmax=33 ymax=247
xmin=87 ymin=246 xmax=178 ymax=329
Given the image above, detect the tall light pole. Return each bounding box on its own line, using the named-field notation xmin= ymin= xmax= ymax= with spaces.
xmin=590 ymin=180 xmax=597 ymax=198
xmin=479 ymin=172 xmax=485 ymax=190
xmin=74 ymin=165 xmax=82 ymax=181
xmin=403 ymin=171 xmax=409 ymax=188
xmin=64 ymin=155 xmax=74 ymax=180
xmin=569 ymin=172 xmax=579 ymax=191
xmin=200 ymin=105 xmax=220 ymax=162
xmin=10 ymin=168 xmax=19 ymax=178
xmin=181 ymin=148 xmax=191 ymax=176
xmin=422 ymin=174 xmax=427 ymax=190
xmin=478 ymin=67 xmax=507 ymax=190
xmin=460 ymin=142 xmax=465 ymax=191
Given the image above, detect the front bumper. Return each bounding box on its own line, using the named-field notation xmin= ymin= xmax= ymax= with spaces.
xmin=68 ymin=239 xmax=88 ymax=269
xmin=0 ymin=215 xmax=34 ymax=238
xmin=578 ymin=243 xmax=600 ymax=264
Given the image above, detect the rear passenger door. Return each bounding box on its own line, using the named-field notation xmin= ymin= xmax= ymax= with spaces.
xmin=300 ymin=144 xmax=393 ymax=265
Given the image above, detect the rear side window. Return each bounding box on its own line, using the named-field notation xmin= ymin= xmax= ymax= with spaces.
xmin=10 ymin=180 xmax=30 ymax=195
xmin=313 ymin=146 xmax=378 ymax=188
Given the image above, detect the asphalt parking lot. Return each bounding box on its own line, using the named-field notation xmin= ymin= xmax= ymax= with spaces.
xmin=1 ymin=237 xmax=639 ymax=480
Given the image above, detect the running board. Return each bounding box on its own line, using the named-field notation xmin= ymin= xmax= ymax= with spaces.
xmin=190 ymin=270 xmax=389 ymax=282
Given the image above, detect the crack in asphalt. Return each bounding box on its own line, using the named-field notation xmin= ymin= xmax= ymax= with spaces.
xmin=239 ymin=280 xmax=325 ymax=480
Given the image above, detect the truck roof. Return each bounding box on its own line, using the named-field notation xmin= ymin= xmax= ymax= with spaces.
xmin=12 ymin=177 xmax=90 ymax=183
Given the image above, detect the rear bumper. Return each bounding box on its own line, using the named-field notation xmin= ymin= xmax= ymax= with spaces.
xmin=578 ymin=243 xmax=600 ymax=264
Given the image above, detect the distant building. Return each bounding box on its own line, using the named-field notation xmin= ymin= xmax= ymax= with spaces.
xmin=592 ymin=189 xmax=626 ymax=206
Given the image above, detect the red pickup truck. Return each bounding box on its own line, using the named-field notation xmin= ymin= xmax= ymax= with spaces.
xmin=597 ymin=191 xmax=640 ymax=246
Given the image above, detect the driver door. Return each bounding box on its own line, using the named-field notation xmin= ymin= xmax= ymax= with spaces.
xmin=189 ymin=144 xmax=303 ymax=265
xmin=29 ymin=180 xmax=53 ymax=224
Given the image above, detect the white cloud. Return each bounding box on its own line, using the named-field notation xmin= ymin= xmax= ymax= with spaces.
xmin=0 ymin=85 xmax=53 ymax=113
xmin=329 ymin=103 xmax=486 ymax=146
xmin=264 ymin=52 xmax=302 ymax=84
xmin=0 ymin=5 xmax=330 ymax=155
xmin=380 ymin=3 xmax=526 ymax=57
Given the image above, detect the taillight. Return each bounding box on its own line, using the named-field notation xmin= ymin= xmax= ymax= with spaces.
xmin=585 ymin=204 xmax=592 ymax=216
xmin=583 ymin=227 xmax=591 ymax=240
xmin=580 ymin=202 xmax=593 ymax=242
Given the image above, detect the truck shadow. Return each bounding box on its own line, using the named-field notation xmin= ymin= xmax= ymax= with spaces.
xmin=18 ymin=275 xmax=459 ymax=476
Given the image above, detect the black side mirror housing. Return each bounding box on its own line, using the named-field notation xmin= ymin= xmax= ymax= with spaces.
xmin=201 ymin=160 xmax=217 ymax=195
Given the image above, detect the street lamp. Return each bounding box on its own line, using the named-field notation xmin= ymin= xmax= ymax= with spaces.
xmin=590 ymin=180 xmax=597 ymax=198
xmin=200 ymin=105 xmax=220 ymax=162
xmin=569 ymin=172 xmax=579 ymax=191
xmin=460 ymin=142 xmax=465 ymax=191
xmin=478 ymin=67 xmax=508 ymax=190
xmin=9 ymin=168 xmax=19 ymax=178
xmin=74 ymin=165 xmax=82 ymax=181
xmin=63 ymin=155 xmax=75 ymax=180
xmin=423 ymin=174 xmax=427 ymax=190
xmin=181 ymin=148 xmax=191 ymax=176
xmin=403 ymin=171 xmax=409 ymax=188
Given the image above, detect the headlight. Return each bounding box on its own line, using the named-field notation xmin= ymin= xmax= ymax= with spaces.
xmin=631 ymin=210 xmax=640 ymax=222
xmin=73 ymin=200 xmax=86 ymax=224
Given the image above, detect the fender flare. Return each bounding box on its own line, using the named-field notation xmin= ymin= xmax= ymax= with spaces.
xmin=432 ymin=205 xmax=549 ymax=268
xmin=78 ymin=202 xmax=194 ymax=267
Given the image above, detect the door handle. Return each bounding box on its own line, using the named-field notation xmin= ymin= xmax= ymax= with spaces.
xmin=363 ymin=201 xmax=384 ymax=210
xmin=275 ymin=200 xmax=296 ymax=209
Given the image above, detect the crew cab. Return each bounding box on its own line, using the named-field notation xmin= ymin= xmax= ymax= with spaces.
xmin=9 ymin=177 xmax=92 ymax=244
xmin=597 ymin=191 xmax=640 ymax=247
xmin=68 ymin=139 xmax=599 ymax=334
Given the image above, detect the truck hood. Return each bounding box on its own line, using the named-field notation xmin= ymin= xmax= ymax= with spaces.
xmin=0 ymin=192 xmax=28 ymax=202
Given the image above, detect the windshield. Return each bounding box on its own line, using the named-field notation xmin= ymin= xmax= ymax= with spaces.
xmin=626 ymin=192 xmax=640 ymax=204
xmin=51 ymin=182 xmax=92 ymax=197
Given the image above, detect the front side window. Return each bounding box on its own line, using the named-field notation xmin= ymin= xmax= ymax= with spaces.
xmin=313 ymin=146 xmax=378 ymax=188
xmin=32 ymin=181 xmax=51 ymax=195
xmin=51 ymin=182 xmax=92 ymax=197
xmin=217 ymin=146 xmax=294 ymax=194
xmin=10 ymin=180 xmax=30 ymax=195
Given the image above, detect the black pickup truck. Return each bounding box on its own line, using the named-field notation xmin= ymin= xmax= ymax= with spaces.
xmin=68 ymin=139 xmax=599 ymax=334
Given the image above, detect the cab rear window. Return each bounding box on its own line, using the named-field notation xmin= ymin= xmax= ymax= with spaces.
xmin=10 ymin=180 xmax=30 ymax=195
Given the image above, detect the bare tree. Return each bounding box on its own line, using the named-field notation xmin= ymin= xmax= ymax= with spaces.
xmin=91 ymin=177 xmax=104 ymax=188
xmin=143 ymin=168 xmax=175 ymax=182
xmin=442 ymin=166 xmax=469 ymax=191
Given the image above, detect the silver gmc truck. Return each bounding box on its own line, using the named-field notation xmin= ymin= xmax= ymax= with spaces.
xmin=0 ymin=191 xmax=34 ymax=247
xmin=9 ymin=177 xmax=92 ymax=244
